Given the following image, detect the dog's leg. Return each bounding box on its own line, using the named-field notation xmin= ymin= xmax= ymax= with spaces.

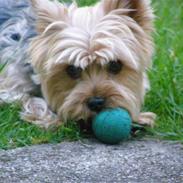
xmin=0 ymin=64 xmax=62 ymax=129
xmin=21 ymin=97 xmax=62 ymax=129
xmin=137 ymin=112 xmax=157 ymax=127
xmin=0 ymin=77 xmax=62 ymax=129
xmin=0 ymin=75 xmax=27 ymax=104
xmin=135 ymin=74 xmax=156 ymax=127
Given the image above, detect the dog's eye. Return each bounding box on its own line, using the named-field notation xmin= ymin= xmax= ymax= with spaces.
xmin=108 ymin=60 xmax=123 ymax=74
xmin=11 ymin=33 xmax=21 ymax=41
xmin=66 ymin=65 xmax=82 ymax=79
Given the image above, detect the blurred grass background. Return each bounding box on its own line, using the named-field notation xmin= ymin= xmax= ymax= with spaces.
xmin=146 ymin=0 xmax=183 ymax=140
xmin=0 ymin=0 xmax=182 ymax=149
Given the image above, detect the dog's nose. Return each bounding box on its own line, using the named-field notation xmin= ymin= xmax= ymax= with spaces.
xmin=87 ymin=97 xmax=105 ymax=112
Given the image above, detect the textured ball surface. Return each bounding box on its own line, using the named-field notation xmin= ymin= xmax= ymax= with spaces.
xmin=92 ymin=108 xmax=132 ymax=144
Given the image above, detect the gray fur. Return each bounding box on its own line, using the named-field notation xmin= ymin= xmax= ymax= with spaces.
xmin=0 ymin=0 xmax=40 ymax=100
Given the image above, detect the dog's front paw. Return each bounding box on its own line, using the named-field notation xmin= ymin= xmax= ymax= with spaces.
xmin=21 ymin=97 xmax=62 ymax=129
xmin=137 ymin=112 xmax=157 ymax=127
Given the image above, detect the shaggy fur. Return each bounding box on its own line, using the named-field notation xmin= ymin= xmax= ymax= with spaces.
xmin=0 ymin=0 xmax=38 ymax=101
xmin=0 ymin=0 xmax=156 ymax=129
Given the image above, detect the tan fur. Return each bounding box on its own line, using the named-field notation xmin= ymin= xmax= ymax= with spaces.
xmin=28 ymin=0 xmax=156 ymax=128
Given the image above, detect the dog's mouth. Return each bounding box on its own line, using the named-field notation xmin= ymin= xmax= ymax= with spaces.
xmin=77 ymin=117 xmax=93 ymax=134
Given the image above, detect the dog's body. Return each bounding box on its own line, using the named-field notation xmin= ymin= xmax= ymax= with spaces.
xmin=0 ymin=0 xmax=156 ymax=129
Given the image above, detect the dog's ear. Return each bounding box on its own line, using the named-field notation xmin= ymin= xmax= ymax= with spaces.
xmin=31 ymin=0 xmax=68 ymax=33
xmin=101 ymin=0 xmax=154 ymax=33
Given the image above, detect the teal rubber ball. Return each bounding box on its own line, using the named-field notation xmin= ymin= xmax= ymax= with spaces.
xmin=92 ymin=108 xmax=132 ymax=144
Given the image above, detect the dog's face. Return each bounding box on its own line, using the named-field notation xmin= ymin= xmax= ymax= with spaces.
xmin=30 ymin=0 xmax=154 ymax=122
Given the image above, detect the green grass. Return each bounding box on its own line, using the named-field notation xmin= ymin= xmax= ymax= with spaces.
xmin=0 ymin=103 xmax=81 ymax=149
xmin=62 ymin=0 xmax=99 ymax=6
xmin=0 ymin=0 xmax=182 ymax=149
xmin=145 ymin=0 xmax=183 ymax=141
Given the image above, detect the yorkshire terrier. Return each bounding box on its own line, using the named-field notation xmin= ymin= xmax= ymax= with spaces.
xmin=0 ymin=0 xmax=156 ymax=129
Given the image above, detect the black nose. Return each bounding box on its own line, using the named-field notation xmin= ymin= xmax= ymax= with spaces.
xmin=87 ymin=97 xmax=105 ymax=112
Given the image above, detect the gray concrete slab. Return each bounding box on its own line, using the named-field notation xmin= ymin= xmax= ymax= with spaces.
xmin=0 ymin=139 xmax=183 ymax=183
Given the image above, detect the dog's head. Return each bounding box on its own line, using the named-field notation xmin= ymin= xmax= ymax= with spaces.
xmin=30 ymin=0 xmax=154 ymax=122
